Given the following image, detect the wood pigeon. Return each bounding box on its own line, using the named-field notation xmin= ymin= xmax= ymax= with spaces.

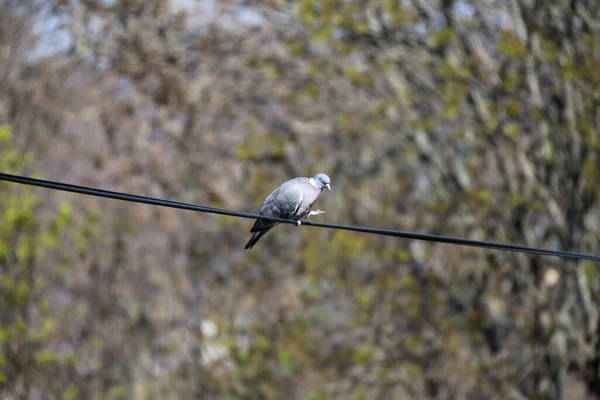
xmin=245 ymin=173 xmax=331 ymax=249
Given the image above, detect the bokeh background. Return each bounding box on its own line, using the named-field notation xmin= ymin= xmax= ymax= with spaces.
xmin=1 ymin=0 xmax=600 ymax=399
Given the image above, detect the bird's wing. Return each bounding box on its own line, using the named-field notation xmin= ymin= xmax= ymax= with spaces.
xmin=250 ymin=179 xmax=304 ymax=232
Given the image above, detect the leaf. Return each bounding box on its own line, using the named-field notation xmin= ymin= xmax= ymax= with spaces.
xmin=433 ymin=28 xmax=457 ymax=45
xmin=352 ymin=344 xmax=376 ymax=363
xmin=34 ymin=349 xmax=56 ymax=366
xmin=344 ymin=66 xmax=363 ymax=84
xmin=405 ymin=362 xmax=421 ymax=378
xmin=278 ymin=349 xmax=293 ymax=376
xmin=64 ymin=385 xmax=80 ymax=400
xmin=0 ymin=125 xmax=11 ymax=142
xmin=356 ymin=288 xmax=372 ymax=308
xmin=497 ymin=32 xmax=527 ymax=58
xmin=10 ymin=281 xmax=30 ymax=307
xmin=502 ymin=123 xmax=520 ymax=142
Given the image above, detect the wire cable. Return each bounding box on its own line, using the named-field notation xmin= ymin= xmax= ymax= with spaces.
xmin=1 ymin=172 xmax=599 ymax=262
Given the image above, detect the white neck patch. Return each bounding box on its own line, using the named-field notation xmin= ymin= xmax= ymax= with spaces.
xmin=309 ymin=178 xmax=319 ymax=189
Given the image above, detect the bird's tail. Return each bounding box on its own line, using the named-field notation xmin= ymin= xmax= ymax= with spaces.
xmin=244 ymin=229 xmax=270 ymax=250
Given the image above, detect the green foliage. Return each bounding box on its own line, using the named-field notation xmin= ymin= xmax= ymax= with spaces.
xmin=236 ymin=118 xmax=285 ymax=162
xmin=63 ymin=384 xmax=81 ymax=400
xmin=344 ymin=66 xmax=365 ymax=84
xmin=497 ymin=31 xmax=527 ymax=58
xmin=329 ymin=230 xmax=366 ymax=261
xmin=0 ymin=125 xmax=79 ymax=391
xmin=502 ymin=123 xmax=521 ymax=142
xmin=352 ymin=344 xmax=376 ymax=363
xmin=33 ymin=349 xmax=57 ymax=365
xmin=433 ymin=28 xmax=458 ymax=46
xmin=295 ymin=0 xmax=368 ymax=42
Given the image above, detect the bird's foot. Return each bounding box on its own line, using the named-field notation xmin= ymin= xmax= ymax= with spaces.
xmin=295 ymin=220 xmax=302 ymax=226
xmin=306 ymin=210 xmax=326 ymax=219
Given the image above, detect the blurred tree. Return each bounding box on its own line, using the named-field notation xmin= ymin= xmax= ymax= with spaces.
xmin=0 ymin=125 xmax=78 ymax=398
xmin=0 ymin=0 xmax=598 ymax=399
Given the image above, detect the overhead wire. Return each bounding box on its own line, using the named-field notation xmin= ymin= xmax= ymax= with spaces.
xmin=0 ymin=172 xmax=599 ymax=262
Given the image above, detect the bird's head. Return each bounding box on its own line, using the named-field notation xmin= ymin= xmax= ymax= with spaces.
xmin=312 ymin=173 xmax=331 ymax=191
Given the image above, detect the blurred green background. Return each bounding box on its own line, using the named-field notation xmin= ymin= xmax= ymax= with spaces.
xmin=0 ymin=0 xmax=599 ymax=398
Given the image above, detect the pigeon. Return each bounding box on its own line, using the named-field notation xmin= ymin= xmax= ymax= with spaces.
xmin=245 ymin=173 xmax=331 ymax=249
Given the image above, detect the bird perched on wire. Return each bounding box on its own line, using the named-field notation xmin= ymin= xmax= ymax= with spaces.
xmin=245 ymin=173 xmax=331 ymax=249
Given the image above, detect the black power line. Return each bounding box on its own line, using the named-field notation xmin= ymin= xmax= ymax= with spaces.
xmin=1 ymin=172 xmax=599 ymax=262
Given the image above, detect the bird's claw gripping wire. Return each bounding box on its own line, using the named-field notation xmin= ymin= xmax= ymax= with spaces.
xmin=295 ymin=210 xmax=326 ymax=226
xmin=306 ymin=209 xmax=326 ymax=218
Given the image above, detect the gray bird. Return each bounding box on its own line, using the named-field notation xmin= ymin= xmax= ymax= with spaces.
xmin=245 ymin=173 xmax=331 ymax=249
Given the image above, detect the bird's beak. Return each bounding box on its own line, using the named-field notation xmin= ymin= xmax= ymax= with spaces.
xmin=325 ymin=183 xmax=331 ymax=190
